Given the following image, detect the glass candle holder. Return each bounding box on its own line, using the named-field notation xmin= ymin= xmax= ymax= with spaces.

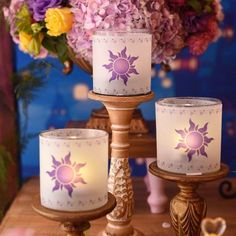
xmin=39 ymin=128 xmax=108 ymax=211
xmin=93 ymin=30 xmax=152 ymax=96
xmin=156 ymin=97 xmax=222 ymax=174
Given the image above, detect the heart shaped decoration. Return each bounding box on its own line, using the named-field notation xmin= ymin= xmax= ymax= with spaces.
xmin=201 ymin=217 xmax=226 ymax=236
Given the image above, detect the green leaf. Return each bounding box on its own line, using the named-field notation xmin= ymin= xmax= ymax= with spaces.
xmin=56 ymin=42 xmax=69 ymax=63
xmin=28 ymin=34 xmax=42 ymax=56
xmin=31 ymin=23 xmax=44 ymax=34
xmin=11 ymin=61 xmax=52 ymax=152
xmin=42 ymin=35 xmax=69 ymax=63
xmin=187 ymin=0 xmax=202 ymax=14
xmin=42 ymin=36 xmax=58 ymax=54
xmin=15 ymin=3 xmax=32 ymax=34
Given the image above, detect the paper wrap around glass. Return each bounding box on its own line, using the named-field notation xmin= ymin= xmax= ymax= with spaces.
xmin=93 ymin=30 xmax=152 ymax=96
xmin=39 ymin=128 xmax=108 ymax=211
xmin=156 ymin=97 xmax=222 ymax=174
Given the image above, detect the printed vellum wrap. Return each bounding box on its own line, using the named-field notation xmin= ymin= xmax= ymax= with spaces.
xmin=93 ymin=30 xmax=152 ymax=96
xmin=40 ymin=128 xmax=108 ymax=211
xmin=156 ymin=97 xmax=222 ymax=174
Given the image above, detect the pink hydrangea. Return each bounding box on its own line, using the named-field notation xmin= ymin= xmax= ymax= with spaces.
xmin=67 ymin=0 xmax=142 ymax=63
xmin=187 ymin=17 xmax=219 ymax=55
xmin=187 ymin=33 xmax=212 ymax=55
xmin=165 ymin=0 xmax=223 ymax=58
xmin=4 ymin=0 xmax=223 ymax=64
xmin=67 ymin=0 xmax=185 ymax=64
xmin=3 ymin=0 xmax=25 ymax=44
xmin=142 ymin=0 xmax=185 ymax=63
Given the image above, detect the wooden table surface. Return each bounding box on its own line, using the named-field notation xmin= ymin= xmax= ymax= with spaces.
xmin=0 ymin=177 xmax=235 ymax=236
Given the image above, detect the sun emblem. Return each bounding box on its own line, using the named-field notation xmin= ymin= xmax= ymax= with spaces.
xmin=46 ymin=152 xmax=87 ymax=197
xmin=175 ymin=119 xmax=214 ymax=162
xmin=103 ymin=47 xmax=139 ymax=85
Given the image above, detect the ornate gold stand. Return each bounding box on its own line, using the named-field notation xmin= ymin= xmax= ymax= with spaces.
xmin=86 ymin=107 xmax=149 ymax=134
xmin=149 ymin=162 xmax=229 ymax=236
xmin=89 ymin=91 xmax=154 ymax=236
xmin=32 ymin=192 xmax=116 ymax=236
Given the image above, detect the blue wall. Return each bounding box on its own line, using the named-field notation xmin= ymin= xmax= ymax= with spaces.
xmin=16 ymin=0 xmax=236 ymax=179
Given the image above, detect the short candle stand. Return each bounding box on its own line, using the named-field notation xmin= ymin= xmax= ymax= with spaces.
xmin=149 ymin=162 xmax=229 ymax=236
xmin=89 ymin=91 xmax=154 ymax=236
xmin=32 ymin=193 xmax=116 ymax=236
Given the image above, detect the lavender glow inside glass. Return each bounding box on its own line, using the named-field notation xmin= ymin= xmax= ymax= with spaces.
xmin=156 ymin=97 xmax=222 ymax=175
xmin=39 ymin=128 xmax=108 ymax=211
xmin=93 ymin=30 xmax=152 ymax=96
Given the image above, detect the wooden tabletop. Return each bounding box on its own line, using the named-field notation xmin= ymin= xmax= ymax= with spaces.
xmin=0 ymin=177 xmax=236 ymax=236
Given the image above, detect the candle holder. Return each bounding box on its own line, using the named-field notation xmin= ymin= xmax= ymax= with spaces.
xmin=39 ymin=129 xmax=109 ymax=212
xmin=32 ymin=192 xmax=116 ymax=236
xmin=149 ymin=162 xmax=229 ymax=236
xmin=156 ymin=97 xmax=223 ymax=175
xmin=89 ymin=91 xmax=154 ymax=236
xmin=93 ymin=30 xmax=152 ymax=96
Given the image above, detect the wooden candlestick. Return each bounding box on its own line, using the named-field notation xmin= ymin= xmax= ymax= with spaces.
xmin=149 ymin=162 xmax=229 ymax=236
xmin=32 ymin=192 xmax=116 ymax=236
xmin=89 ymin=91 xmax=154 ymax=236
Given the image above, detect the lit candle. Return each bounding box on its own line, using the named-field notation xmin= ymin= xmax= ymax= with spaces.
xmin=93 ymin=30 xmax=152 ymax=96
xmin=156 ymin=97 xmax=222 ymax=174
xmin=39 ymin=128 xmax=108 ymax=211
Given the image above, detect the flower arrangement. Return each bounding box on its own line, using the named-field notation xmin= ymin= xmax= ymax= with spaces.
xmin=3 ymin=0 xmax=224 ymax=69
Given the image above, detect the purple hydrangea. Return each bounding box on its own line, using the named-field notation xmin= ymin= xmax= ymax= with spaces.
xmin=67 ymin=0 xmax=223 ymax=64
xmin=28 ymin=0 xmax=64 ymax=21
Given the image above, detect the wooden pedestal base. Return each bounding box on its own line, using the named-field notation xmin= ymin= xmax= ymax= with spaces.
xmin=89 ymin=91 xmax=154 ymax=236
xmin=99 ymin=224 xmax=144 ymax=236
xmin=149 ymin=163 xmax=229 ymax=236
xmin=32 ymin=192 xmax=116 ymax=236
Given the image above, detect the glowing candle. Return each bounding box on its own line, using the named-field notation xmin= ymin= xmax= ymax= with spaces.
xmin=40 ymin=128 xmax=108 ymax=211
xmin=93 ymin=30 xmax=152 ymax=96
xmin=156 ymin=97 xmax=222 ymax=174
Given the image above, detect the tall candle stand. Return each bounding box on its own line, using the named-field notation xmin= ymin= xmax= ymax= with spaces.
xmin=149 ymin=162 xmax=229 ymax=236
xmin=32 ymin=193 xmax=116 ymax=236
xmin=89 ymin=91 xmax=154 ymax=236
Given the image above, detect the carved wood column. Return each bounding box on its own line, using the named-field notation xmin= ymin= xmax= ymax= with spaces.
xmin=170 ymin=183 xmax=207 ymax=236
xmin=149 ymin=162 xmax=229 ymax=236
xmin=89 ymin=91 xmax=154 ymax=236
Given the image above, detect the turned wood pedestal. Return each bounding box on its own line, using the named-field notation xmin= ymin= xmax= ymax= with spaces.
xmin=89 ymin=91 xmax=154 ymax=236
xmin=149 ymin=162 xmax=229 ymax=236
xmin=32 ymin=193 xmax=116 ymax=236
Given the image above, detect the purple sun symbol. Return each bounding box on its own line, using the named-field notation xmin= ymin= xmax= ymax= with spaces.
xmin=47 ymin=152 xmax=87 ymax=197
xmin=175 ymin=119 xmax=214 ymax=162
xmin=103 ymin=47 xmax=139 ymax=85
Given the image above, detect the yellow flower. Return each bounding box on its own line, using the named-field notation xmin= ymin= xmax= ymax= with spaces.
xmin=45 ymin=8 xmax=73 ymax=37
xmin=19 ymin=31 xmax=44 ymax=56
xmin=19 ymin=31 xmax=32 ymax=52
